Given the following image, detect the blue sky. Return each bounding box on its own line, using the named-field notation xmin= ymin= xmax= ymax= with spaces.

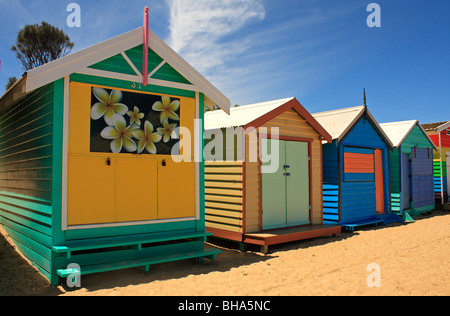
xmin=0 ymin=0 xmax=449 ymax=124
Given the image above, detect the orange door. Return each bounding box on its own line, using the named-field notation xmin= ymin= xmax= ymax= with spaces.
xmin=374 ymin=149 xmax=385 ymax=214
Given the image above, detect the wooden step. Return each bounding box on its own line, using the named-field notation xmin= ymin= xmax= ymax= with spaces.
xmin=57 ymin=248 xmax=220 ymax=278
xmin=341 ymin=218 xmax=385 ymax=231
xmin=53 ymin=231 xmax=212 ymax=259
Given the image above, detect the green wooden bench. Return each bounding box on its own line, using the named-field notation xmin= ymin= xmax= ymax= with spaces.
xmin=54 ymin=231 xmax=220 ymax=280
xmin=57 ymin=248 xmax=219 ymax=277
xmin=53 ymin=231 xmax=214 ymax=259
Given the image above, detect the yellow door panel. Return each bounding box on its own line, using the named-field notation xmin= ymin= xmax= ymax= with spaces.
xmin=179 ymin=97 xmax=196 ymax=160
xmin=115 ymin=159 xmax=158 ymax=222
xmin=68 ymin=156 xmax=115 ymax=225
xmin=69 ymin=83 xmax=91 ymax=154
xmin=157 ymin=160 xmax=196 ymax=219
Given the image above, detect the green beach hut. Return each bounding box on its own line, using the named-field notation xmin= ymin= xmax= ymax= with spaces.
xmin=0 ymin=26 xmax=229 ymax=286
xmin=380 ymin=120 xmax=436 ymax=221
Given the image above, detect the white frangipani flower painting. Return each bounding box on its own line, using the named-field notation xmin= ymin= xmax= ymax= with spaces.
xmin=90 ymin=87 xmax=181 ymax=155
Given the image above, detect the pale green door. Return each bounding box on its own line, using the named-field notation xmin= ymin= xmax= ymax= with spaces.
xmin=262 ymin=138 xmax=287 ymax=230
xmin=261 ymin=139 xmax=310 ymax=230
xmin=286 ymin=141 xmax=310 ymax=226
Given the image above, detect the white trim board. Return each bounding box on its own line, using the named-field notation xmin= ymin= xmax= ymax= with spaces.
xmin=148 ymin=61 xmax=167 ymax=79
xmin=437 ymin=121 xmax=450 ymax=133
xmin=121 ymin=52 xmax=143 ymax=77
xmin=61 ymin=76 xmax=70 ymax=231
xmin=76 ymin=67 xmax=201 ymax=94
xmin=195 ymin=91 xmax=200 ymax=221
xmin=26 ymin=28 xmax=142 ymax=93
xmin=66 ymin=216 xmax=197 ymax=231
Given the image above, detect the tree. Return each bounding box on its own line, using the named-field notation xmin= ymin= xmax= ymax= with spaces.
xmin=5 ymin=77 xmax=18 ymax=90
xmin=11 ymin=22 xmax=74 ymax=71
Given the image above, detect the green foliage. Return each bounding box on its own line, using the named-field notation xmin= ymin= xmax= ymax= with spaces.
xmin=5 ymin=76 xmax=18 ymax=90
xmin=11 ymin=22 xmax=74 ymax=71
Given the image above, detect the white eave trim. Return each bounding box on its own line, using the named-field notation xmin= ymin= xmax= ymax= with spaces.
xmin=436 ymin=121 xmax=450 ymax=133
xmin=24 ymin=27 xmax=231 ymax=114
xmin=26 ymin=28 xmax=142 ymax=93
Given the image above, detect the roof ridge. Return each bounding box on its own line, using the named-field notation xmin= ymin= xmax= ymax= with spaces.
xmin=380 ymin=120 xmax=417 ymax=126
xmin=312 ymin=105 xmax=365 ymax=117
xmin=422 ymin=121 xmax=448 ymax=125
xmin=205 ymin=97 xmax=294 ymax=116
xmin=232 ymin=97 xmax=294 ymax=110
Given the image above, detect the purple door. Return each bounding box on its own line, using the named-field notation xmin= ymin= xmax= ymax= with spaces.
xmin=411 ymin=148 xmax=434 ymax=208
xmin=402 ymin=153 xmax=410 ymax=210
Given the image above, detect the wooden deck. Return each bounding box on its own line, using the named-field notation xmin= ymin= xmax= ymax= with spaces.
xmin=244 ymin=224 xmax=342 ymax=254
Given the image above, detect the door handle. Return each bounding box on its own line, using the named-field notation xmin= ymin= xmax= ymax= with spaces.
xmin=162 ymin=159 xmax=167 ymax=167
xmin=283 ymin=173 xmax=291 ymax=176
xmin=106 ymin=158 xmax=111 ymax=166
xmin=284 ymin=165 xmax=290 ymax=169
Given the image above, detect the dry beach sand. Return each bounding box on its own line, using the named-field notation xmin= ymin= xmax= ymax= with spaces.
xmin=1 ymin=210 xmax=449 ymax=296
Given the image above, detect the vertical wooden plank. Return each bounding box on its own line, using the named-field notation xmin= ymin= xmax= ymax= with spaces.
xmin=61 ymin=76 xmax=70 ymax=231
xmin=318 ymin=139 xmax=324 ymax=224
xmin=197 ymin=92 xmax=206 ymax=233
xmin=447 ymin=153 xmax=450 ymax=196
xmin=51 ymin=78 xmax=65 ymax=286
xmin=195 ymin=92 xmax=200 ymax=222
xmin=374 ymin=149 xmax=385 ymax=214
xmin=402 ymin=153 xmax=410 ymax=210
xmin=52 ymin=79 xmax=65 ymax=245
xmin=338 ymin=144 xmax=342 ymax=221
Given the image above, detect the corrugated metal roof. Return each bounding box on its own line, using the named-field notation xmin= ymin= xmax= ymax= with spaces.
xmin=421 ymin=121 xmax=450 ymax=132
xmin=204 ymin=97 xmax=294 ymax=130
xmin=380 ymin=120 xmax=437 ymax=149
xmin=311 ymin=106 xmax=365 ymax=140
xmin=379 ymin=120 xmax=417 ymax=147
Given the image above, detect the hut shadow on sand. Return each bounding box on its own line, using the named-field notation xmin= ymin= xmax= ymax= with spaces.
xmin=1 ymin=224 xmax=352 ymax=295
xmin=0 ymin=227 xmax=272 ymax=295
xmin=0 ymin=230 xmax=62 ymax=296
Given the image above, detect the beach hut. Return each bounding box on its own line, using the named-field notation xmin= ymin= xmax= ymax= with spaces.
xmin=203 ymin=97 xmax=341 ymax=253
xmin=311 ymin=105 xmax=403 ymax=230
xmin=421 ymin=121 xmax=450 ymax=205
xmin=380 ymin=121 xmax=436 ymax=221
xmin=0 ymin=24 xmax=229 ymax=285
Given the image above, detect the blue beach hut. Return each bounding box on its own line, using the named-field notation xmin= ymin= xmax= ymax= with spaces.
xmin=311 ymin=105 xmax=403 ymax=230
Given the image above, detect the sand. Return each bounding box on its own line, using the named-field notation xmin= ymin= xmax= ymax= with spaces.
xmin=1 ymin=210 xmax=449 ymax=296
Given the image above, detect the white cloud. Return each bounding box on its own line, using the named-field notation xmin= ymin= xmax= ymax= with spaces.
xmin=163 ymin=0 xmax=358 ymax=106
xmin=165 ymin=0 xmax=265 ymax=75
